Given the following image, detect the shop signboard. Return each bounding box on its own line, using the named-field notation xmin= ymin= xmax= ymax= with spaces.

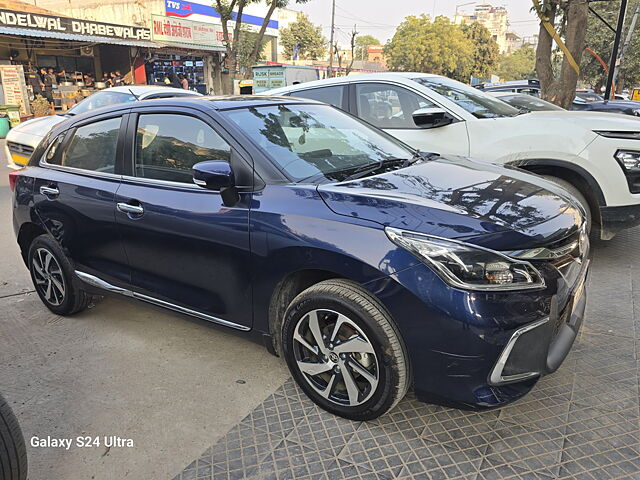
xmin=0 ymin=65 xmax=30 ymax=116
xmin=164 ymin=0 xmax=278 ymax=35
xmin=0 ymin=9 xmax=151 ymax=40
xmin=151 ymin=15 xmax=226 ymax=50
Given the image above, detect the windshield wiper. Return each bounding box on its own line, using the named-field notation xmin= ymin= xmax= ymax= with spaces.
xmin=343 ymin=151 xmax=424 ymax=181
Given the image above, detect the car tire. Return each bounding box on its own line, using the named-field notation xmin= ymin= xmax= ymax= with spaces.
xmin=28 ymin=234 xmax=90 ymax=316
xmin=282 ymin=279 xmax=410 ymax=420
xmin=0 ymin=393 xmax=28 ymax=480
xmin=543 ymin=176 xmax=592 ymax=233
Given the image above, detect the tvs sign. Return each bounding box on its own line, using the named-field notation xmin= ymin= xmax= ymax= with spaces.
xmin=151 ymin=15 xmax=228 ymax=50
xmin=0 ymin=9 xmax=151 ymax=40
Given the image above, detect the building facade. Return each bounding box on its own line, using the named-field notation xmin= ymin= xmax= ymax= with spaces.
xmin=454 ymin=3 xmax=520 ymax=54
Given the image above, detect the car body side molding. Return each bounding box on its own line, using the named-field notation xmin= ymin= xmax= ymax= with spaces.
xmin=74 ymin=270 xmax=251 ymax=332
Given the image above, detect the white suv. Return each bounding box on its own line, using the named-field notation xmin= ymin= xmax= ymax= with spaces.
xmin=267 ymin=72 xmax=640 ymax=240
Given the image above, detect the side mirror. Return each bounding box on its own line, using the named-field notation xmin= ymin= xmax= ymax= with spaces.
xmin=193 ymin=161 xmax=234 ymax=190
xmin=193 ymin=161 xmax=239 ymax=206
xmin=412 ymin=108 xmax=455 ymax=129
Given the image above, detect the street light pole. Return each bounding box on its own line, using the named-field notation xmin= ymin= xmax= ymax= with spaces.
xmin=605 ymin=0 xmax=628 ymax=101
xmin=328 ymin=0 xmax=336 ymax=78
xmin=612 ymin=3 xmax=640 ymax=92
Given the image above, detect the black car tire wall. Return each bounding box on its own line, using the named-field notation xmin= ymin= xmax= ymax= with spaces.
xmin=28 ymin=234 xmax=91 ymax=316
xmin=0 ymin=393 xmax=28 ymax=480
xmin=282 ymin=279 xmax=410 ymax=420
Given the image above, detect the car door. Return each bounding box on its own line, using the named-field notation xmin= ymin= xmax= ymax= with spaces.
xmin=115 ymin=108 xmax=253 ymax=330
xmin=32 ymin=113 xmax=130 ymax=288
xmin=351 ymin=82 xmax=470 ymax=156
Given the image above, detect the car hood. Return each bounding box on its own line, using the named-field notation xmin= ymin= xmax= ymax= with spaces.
xmin=317 ymin=156 xmax=583 ymax=250
xmin=525 ymin=109 xmax=640 ymax=129
xmin=10 ymin=115 xmax=65 ymax=139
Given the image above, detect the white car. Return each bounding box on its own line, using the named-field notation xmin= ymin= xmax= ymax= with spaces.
xmin=5 ymin=85 xmax=201 ymax=168
xmin=266 ymin=73 xmax=640 ymax=240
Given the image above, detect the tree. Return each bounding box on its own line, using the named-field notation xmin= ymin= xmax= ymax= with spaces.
xmin=213 ymin=0 xmax=309 ymax=93
xmin=582 ymin=0 xmax=640 ymax=93
xmin=461 ymin=22 xmax=499 ymax=78
xmin=237 ymin=31 xmax=268 ymax=70
xmin=279 ymin=13 xmax=326 ymax=60
xmin=534 ymin=0 xmax=589 ymax=108
xmin=497 ymin=45 xmax=537 ymax=80
xmin=384 ymin=15 xmax=474 ymax=82
xmin=354 ymin=34 xmax=381 ymax=61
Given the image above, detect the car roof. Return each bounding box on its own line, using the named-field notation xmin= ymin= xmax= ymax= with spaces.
xmin=104 ymin=85 xmax=201 ymax=96
xmin=53 ymin=95 xmax=323 ymax=128
xmin=266 ymin=72 xmax=440 ymax=92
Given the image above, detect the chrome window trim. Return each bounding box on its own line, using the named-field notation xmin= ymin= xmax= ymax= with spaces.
xmin=75 ymin=270 xmax=250 ymax=331
xmin=488 ymin=316 xmax=549 ymax=385
xmin=38 ymin=158 xmax=122 ymax=180
xmin=121 ymin=174 xmax=204 ymax=189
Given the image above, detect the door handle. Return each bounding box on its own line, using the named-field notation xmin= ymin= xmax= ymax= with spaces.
xmin=39 ymin=185 xmax=59 ymax=198
xmin=117 ymin=202 xmax=144 ymax=216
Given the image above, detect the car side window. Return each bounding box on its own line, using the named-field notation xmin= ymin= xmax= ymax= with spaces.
xmin=355 ymin=83 xmax=436 ymax=129
xmin=134 ymin=114 xmax=231 ymax=184
xmin=288 ymin=86 xmax=346 ymax=110
xmin=54 ymin=117 xmax=121 ymax=173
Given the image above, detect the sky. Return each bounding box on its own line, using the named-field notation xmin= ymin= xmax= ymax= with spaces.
xmin=296 ymin=0 xmax=540 ymax=47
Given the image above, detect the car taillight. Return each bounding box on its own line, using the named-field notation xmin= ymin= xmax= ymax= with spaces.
xmin=8 ymin=168 xmax=24 ymax=192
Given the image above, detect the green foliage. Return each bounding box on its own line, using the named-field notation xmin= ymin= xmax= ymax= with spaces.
xmin=354 ymin=34 xmax=381 ymax=61
xmin=497 ymin=45 xmax=537 ymax=81
xmin=279 ymin=13 xmax=326 ymax=60
xmin=384 ymin=15 xmax=474 ymax=82
xmin=460 ymin=22 xmax=499 ymax=78
xmin=237 ymin=30 xmax=268 ymax=68
xmin=582 ymin=0 xmax=640 ymax=90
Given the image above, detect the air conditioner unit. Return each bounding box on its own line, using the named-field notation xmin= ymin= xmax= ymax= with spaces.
xmin=80 ymin=46 xmax=94 ymax=57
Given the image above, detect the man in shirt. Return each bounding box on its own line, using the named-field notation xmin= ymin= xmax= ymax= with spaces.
xmin=43 ymin=68 xmax=56 ymax=105
xmin=26 ymin=67 xmax=44 ymax=99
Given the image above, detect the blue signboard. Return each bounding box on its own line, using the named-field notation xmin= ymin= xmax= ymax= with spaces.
xmin=165 ymin=0 xmax=278 ymax=29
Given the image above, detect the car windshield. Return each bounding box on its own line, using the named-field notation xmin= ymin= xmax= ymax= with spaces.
xmin=225 ymin=103 xmax=415 ymax=183
xmin=499 ymin=94 xmax=565 ymax=112
xmin=576 ymin=92 xmax=604 ymax=102
xmin=67 ymin=91 xmax=137 ymax=115
xmin=412 ymin=76 xmax=520 ymax=119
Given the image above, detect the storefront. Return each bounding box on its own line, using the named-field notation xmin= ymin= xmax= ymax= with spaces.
xmin=148 ymin=15 xmax=227 ymax=94
xmin=0 ymin=4 xmax=161 ymax=110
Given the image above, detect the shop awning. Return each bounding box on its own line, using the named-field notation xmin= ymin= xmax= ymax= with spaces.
xmin=0 ymin=26 xmax=163 ymax=48
xmin=152 ymin=42 xmax=226 ymax=53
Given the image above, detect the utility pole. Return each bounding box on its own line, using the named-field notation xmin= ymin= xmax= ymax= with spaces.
xmin=612 ymin=2 xmax=640 ymax=92
xmin=328 ymin=0 xmax=336 ymax=78
xmin=605 ymin=0 xmax=628 ymax=101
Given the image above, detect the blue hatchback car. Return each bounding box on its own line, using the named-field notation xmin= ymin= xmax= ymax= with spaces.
xmin=10 ymin=96 xmax=589 ymax=419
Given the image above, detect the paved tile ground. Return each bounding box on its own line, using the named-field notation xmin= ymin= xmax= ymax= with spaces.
xmin=172 ymin=228 xmax=640 ymax=480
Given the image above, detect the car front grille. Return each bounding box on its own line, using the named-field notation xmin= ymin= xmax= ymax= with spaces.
xmin=7 ymin=141 xmax=34 ymax=159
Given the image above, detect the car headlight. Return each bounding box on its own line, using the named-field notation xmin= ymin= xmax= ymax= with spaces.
xmin=594 ymin=130 xmax=640 ymax=140
xmin=615 ymin=150 xmax=640 ymax=171
xmin=385 ymin=227 xmax=545 ymax=291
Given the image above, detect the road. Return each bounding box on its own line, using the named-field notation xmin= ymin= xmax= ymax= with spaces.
xmin=0 ymin=149 xmax=289 ymax=479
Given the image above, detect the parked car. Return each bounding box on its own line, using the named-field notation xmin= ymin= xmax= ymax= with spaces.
xmin=488 ymin=91 xmax=565 ymax=112
xmin=267 ymin=72 xmax=640 ymax=240
xmin=5 ymin=85 xmax=202 ymax=168
xmin=10 ymin=96 xmax=589 ymax=419
xmin=481 ymin=82 xmax=640 ymax=116
xmin=0 ymin=393 xmax=28 ymax=480
xmin=572 ymin=94 xmax=640 ymax=116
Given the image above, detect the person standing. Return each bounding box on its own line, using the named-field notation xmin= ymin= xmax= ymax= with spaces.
xmin=43 ymin=67 xmax=56 ymax=105
xmin=26 ymin=67 xmax=44 ymax=100
xmin=179 ymin=73 xmax=189 ymax=90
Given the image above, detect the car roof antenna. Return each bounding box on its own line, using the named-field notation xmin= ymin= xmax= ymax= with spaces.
xmin=128 ymin=88 xmax=141 ymax=101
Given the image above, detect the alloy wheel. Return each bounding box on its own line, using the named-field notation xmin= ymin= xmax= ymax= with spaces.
xmin=32 ymin=248 xmax=66 ymax=306
xmin=292 ymin=309 xmax=379 ymax=407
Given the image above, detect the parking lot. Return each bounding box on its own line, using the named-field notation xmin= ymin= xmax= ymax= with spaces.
xmin=2 ymin=152 xmax=639 ymax=479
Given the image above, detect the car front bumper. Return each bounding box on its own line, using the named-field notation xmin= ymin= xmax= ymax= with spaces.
xmin=366 ymin=258 xmax=589 ymax=410
xmin=600 ymin=203 xmax=640 ymax=240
